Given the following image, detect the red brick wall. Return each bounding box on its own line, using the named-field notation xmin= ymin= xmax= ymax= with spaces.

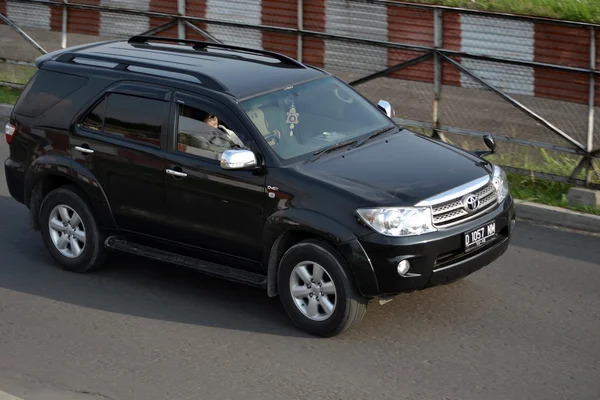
xmin=302 ymin=0 xmax=325 ymax=67
xmin=387 ymin=7 xmax=434 ymax=83
xmin=150 ymin=0 xmax=178 ymax=38
xmin=596 ymin=30 xmax=600 ymax=107
xmin=534 ymin=22 xmax=591 ymax=105
xmin=535 ymin=24 xmax=589 ymax=68
xmin=52 ymin=0 xmax=101 ymax=36
xmin=535 ymin=69 xmax=590 ymax=105
xmin=442 ymin=11 xmax=461 ymax=86
xmin=186 ymin=0 xmax=207 ymax=40
xmin=50 ymin=5 xmax=61 ymax=32
xmin=262 ymin=0 xmax=297 ymax=58
xmin=0 ymin=0 xmax=6 ymax=24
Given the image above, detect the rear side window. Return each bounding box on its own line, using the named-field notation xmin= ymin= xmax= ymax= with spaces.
xmin=13 ymin=70 xmax=88 ymax=118
xmin=81 ymin=93 xmax=167 ymax=147
xmin=81 ymin=98 xmax=106 ymax=132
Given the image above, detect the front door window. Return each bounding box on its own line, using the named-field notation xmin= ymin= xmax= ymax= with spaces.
xmin=176 ymin=103 xmax=247 ymax=160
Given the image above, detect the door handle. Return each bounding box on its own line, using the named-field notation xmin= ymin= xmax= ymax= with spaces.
xmin=75 ymin=146 xmax=94 ymax=154
xmin=166 ymin=168 xmax=187 ymax=178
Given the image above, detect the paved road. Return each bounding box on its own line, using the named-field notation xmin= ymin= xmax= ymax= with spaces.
xmin=0 ymin=120 xmax=599 ymax=400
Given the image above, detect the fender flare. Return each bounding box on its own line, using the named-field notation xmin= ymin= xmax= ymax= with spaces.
xmin=24 ymin=155 xmax=117 ymax=231
xmin=263 ymin=209 xmax=380 ymax=298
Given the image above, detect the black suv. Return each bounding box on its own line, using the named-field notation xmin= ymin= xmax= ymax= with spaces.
xmin=4 ymin=36 xmax=515 ymax=337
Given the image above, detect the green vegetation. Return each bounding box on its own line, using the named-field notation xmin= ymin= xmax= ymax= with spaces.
xmin=482 ymin=147 xmax=599 ymax=214
xmin=0 ymin=63 xmax=36 ymax=85
xmin=0 ymin=86 xmax=21 ymax=105
xmin=407 ymin=0 xmax=600 ymax=24
xmin=507 ymin=173 xmax=600 ymax=216
xmin=0 ymin=63 xmax=32 ymax=104
xmin=486 ymin=148 xmax=594 ymax=181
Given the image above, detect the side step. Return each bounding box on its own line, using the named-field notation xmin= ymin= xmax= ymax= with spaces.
xmin=105 ymin=237 xmax=267 ymax=289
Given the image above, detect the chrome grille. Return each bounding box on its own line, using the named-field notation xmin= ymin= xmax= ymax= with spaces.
xmin=432 ymin=182 xmax=498 ymax=227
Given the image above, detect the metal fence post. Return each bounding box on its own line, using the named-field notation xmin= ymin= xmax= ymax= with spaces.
xmin=178 ymin=0 xmax=186 ymax=40
xmin=0 ymin=13 xmax=47 ymax=54
xmin=61 ymin=0 xmax=68 ymax=48
xmin=297 ymin=0 xmax=303 ymax=62
xmin=432 ymin=8 xmax=445 ymax=141
xmin=587 ymin=27 xmax=596 ymax=185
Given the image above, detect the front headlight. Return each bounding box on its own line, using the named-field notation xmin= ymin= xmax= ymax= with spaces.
xmin=356 ymin=207 xmax=437 ymax=237
xmin=492 ymin=165 xmax=509 ymax=203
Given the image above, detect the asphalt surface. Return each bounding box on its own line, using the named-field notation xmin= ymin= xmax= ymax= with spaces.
xmin=0 ymin=119 xmax=599 ymax=400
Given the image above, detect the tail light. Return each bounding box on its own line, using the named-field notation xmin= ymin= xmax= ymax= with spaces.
xmin=5 ymin=122 xmax=16 ymax=144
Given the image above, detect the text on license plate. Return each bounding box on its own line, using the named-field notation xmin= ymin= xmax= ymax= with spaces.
xmin=464 ymin=221 xmax=496 ymax=251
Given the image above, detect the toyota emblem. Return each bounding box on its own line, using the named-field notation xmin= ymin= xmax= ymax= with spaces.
xmin=463 ymin=194 xmax=480 ymax=212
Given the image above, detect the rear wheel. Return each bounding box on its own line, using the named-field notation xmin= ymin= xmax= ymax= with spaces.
xmin=277 ymin=239 xmax=368 ymax=337
xmin=39 ymin=185 xmax=107 ymax=273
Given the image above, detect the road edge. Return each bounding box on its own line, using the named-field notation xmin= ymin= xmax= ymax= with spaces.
xmin=514 ymin=199 xmax=600 ymax=233
xmin=1 ymin=104 xmax=600 ymax=234
xmin=0 ymin=389 xmax=23 ymax=400
xmin=0 ymin=104 xmax=13 ymax=118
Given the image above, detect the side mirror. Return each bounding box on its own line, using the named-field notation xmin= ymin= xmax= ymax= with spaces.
xmin=483 ymin=134 xmax=496 ymax=153
xmin=220 ymin=149 xmax=258 ymax=170
xmin=472 ymin=134 xmax=497 ymax=158
xmin=377 ymin=100 xmax=395 ymax=119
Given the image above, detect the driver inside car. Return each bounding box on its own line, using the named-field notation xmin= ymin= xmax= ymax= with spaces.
xmin=203 ymin=114 xmax=245 ymax=148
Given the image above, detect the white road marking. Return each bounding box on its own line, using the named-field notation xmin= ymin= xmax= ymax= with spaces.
xmin=0 ymin=389 xmax=24 ymax=400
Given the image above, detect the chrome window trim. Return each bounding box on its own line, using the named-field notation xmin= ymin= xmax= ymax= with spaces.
xmin=415 ymin=175 xmax=490 ymax=207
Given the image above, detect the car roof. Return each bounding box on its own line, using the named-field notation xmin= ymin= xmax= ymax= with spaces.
xmin=38 ymin=37 xmax=328 ymax=100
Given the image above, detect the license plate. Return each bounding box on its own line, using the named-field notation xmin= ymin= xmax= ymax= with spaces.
xmin=464 ymin=221 xmax=496 ymax=251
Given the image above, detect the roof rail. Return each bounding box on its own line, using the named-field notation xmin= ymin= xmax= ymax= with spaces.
xmin=54 ymin=52 xmax=230 ymax=92
xmin=128 ymin=35 xmax=305 ymax=68
xmin=35 ymin=39 xmax=122 ymax=67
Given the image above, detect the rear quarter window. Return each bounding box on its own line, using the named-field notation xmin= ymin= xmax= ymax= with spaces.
xmin=80 ymin=93 xmax=167 ymax=148
xmin=13 ymin=69 xmax=88 ymax=118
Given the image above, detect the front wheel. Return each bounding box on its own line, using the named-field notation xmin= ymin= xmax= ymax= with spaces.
xmin=277 ymin=239 xmax=368 ymax=337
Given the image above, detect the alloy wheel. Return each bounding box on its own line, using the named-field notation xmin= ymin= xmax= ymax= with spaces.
xmin=48 ymin=204 xmax=87 ymax=258
xmin=289 ymin=261 xmax=337 ymax=321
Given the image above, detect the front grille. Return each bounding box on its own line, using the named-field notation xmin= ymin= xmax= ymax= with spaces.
xmin=431 ymin=182 xmax=498 ymax=227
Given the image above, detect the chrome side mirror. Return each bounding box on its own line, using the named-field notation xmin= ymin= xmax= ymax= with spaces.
xmin=220 ymin=149 xmax=258 ymax=170
xmin=377 ymin=100 xmax=395 ymax=118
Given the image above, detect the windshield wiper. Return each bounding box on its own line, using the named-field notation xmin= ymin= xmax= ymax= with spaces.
xmin=351 ymin=126 xmax=397 ymax=150
xmin=308 ymin=138 xmax=358 ymax=162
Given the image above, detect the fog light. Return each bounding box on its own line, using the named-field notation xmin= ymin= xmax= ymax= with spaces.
xmin=397 ymin=260 xmax=411 ymax=276
xmin=510 ymin=217 xmax=516 ymax=232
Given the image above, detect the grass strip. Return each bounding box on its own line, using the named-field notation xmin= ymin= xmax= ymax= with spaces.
xmin=0 ymin=86 xmax=21 ymax=105
xmin=508 ymin=173 xmax=600 ymax=216
xmin=404 ymin=0 xmax=600 ymax=24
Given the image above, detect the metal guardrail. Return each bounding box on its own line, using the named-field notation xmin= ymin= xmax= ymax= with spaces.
xmin=0 ymin=0 xmax=598 ymax=187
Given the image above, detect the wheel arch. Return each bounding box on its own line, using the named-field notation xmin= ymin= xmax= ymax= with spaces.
xmin=264 ymin=209 xmax=380 ymax=298
xmin=24 ymin=155 xmax=117 ymax=231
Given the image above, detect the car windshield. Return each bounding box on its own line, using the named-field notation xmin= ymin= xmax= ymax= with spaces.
xmin=239 ymin=76 xmax=395 ymax=162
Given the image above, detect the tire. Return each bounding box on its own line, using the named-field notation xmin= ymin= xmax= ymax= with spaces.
xmin=39 ymin=185 xmax=107 ymax=273
xmin=277 ymin=239 xmax=368 ymax=337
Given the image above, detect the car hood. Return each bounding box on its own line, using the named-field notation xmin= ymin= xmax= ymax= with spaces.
xmin=294 ymin=130 xmax=492 ymax=206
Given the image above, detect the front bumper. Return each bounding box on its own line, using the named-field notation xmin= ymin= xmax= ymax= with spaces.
xmin=357 ymin=195 xmax=515 ymax=296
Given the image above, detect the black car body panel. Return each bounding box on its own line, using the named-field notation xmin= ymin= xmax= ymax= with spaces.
xmin=4 ymin=36 xmax=514 ymax=302
xmin=72 ymin=40 xmax=325 ymax=99
xmin=294 ymin=131 xmax=492 ymax=207
xmin=358 ymin=195 xmax=515 ymax=296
